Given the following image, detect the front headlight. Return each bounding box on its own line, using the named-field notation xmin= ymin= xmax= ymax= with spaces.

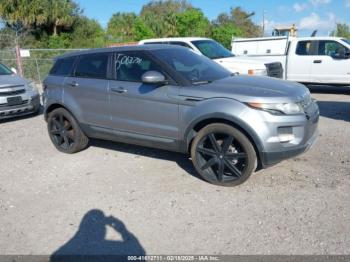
xmin=248 ymin=69 xmax=267 ymax=76
xmin=248 ymin=102 xmax=304 ymax=115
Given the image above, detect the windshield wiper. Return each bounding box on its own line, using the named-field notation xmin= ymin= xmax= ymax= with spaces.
xmin=192 ymin=80 xmax=213 ymax=85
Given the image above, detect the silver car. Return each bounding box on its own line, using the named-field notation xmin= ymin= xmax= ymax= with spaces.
xmin=0 ymin=63 xmax=40 ymax=120
xmin=43 ymin=45 xmax=319 ymax=186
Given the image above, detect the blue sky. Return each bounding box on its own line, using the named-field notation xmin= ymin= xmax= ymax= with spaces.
xmin=76 ymin=0 xmax=350 ymax=36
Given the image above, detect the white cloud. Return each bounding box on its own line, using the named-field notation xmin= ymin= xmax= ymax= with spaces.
xmin=299 ymin=12 xmax=336 ymax=30
xmin=346 ymin=0 xmax=350 ymax=7
xmin=309 ymin=0 xmax=331 ymax=6
xmin=293 ymin=3 xmax=308 ymax=12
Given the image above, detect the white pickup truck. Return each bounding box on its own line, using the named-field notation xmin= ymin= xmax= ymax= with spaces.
xmin=139 ymin=37 xmax=283 ymax=79
xmin=232 ymin=36 xmax=350 ymax=85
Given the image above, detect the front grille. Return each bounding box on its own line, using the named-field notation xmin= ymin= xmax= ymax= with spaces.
xmin=0 ymin=89 xmax=25 ymax=96
xmin=0 ymin=100 xmax=28 ymax=108
xmin=265 ymin=62 xmax=283 ymax=79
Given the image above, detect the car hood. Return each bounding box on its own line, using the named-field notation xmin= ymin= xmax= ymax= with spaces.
xmin=0 ymin=74 xmax=27 ymax=88
xmin=180 ymin=75 xmax=309 ymax=104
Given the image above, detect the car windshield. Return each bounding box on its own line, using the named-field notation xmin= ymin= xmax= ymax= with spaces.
xmin=341 ymin=39 xmax=350 ymax=46
xmin=151 ymin=48 xmax=231 ymax=84
xmin=0 ymin=63 xmax=13 ymax=76
xmin=191 ymin=40 xmax=235 ymax=59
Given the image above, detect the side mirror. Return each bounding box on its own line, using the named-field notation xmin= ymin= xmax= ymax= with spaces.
xmin=11 ymin=67 xmax=17 ymax=74
xmin=142 ymin=71 xmax=166 ymax=85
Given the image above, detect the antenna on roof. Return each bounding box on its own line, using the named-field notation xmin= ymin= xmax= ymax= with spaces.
xmin=311 ymin=30 xmax=318 ymax=37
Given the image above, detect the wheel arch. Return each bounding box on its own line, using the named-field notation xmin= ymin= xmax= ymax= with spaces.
xmin=184 ymin=114 xmax=264 ymax=168
xmin=44 ymin=102 xmax=78 ymax=122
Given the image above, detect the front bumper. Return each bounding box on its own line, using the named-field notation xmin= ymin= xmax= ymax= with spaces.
xmin=258 ymin=101 xmax=319 ymax=167
xmin=0 ymin=93 xmax=40 ymax=120
xmin=261 ymin=128 xmax=318 ymax=167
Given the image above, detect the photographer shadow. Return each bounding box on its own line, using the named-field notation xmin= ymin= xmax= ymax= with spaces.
xmin=51 ymin=209 xmax=146 ymax=262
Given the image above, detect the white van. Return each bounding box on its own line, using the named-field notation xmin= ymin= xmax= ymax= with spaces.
xmin=139 ymin=37 xmax=283 ymax=78
xmin=232 ymin=36 xmax=350 ymax=85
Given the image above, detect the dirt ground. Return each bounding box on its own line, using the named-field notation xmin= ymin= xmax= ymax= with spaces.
xmin=0 ymin=86 xmax=349 ymax=256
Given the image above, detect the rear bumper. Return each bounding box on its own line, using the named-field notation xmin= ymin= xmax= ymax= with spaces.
xmin=0 ymin=94 xmax=40 ymax=120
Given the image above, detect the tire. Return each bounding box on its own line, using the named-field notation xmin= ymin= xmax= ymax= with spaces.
xmin=191 ymin=123 xmax=257 ymax=187
xmin=47 ymin=108 xmax=89 ymax=154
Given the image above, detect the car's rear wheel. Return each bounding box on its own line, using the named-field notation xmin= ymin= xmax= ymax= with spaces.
xmin=47 ymin=108 xmax=89 ymax=154
xmin=191 ymin=123 xmax=257 ymax=186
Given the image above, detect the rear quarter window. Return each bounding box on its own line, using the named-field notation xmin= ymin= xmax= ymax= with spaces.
xmin=50 ymin=57 xmax=76 ymax=76
xmin=75 ymin=53 xmax=110 ymax=79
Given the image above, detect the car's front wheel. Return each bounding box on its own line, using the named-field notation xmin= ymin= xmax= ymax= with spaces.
xmin=47 ymin=108 xmax=89 ymax=154
xmin=191 ymin=123 xmax=257 ymax=186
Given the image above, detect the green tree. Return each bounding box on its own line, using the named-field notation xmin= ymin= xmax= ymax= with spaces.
xmin=332 ymin=23 xmax=350 ymax=38
xmin=230 ymin=7 xmax=261 ymax=37
xmin=132 ymin=17 xmax=155 ymax=41
xmin=48 ymin=33 xmax=71 ymax=48
xmin=0 ymin=0 xmax=47 ymax=31
xmin=70 ymin=16 xmax=106 ymax=48
xmin=176 ymin=8 xmax=210 ymax=37
xmin=140 ymin=0 xmax=192 ymax=37
xmin=107 ymin=12 xmax=137 ymax=42
xmin=212 ymin=7 xmax=262 ymax=42
xmin=211 ymin=23 xmax=242 ymax=49
xmin=48 ymin=0 xmax=80 ymax=36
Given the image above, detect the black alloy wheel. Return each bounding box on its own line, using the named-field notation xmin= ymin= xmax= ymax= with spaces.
xmin=50 ymin=114 xmax=75 ymax=150
xmin=47 ymin=108 xmax=89 ymax=154
xmin=191 ymin=123 xmax=257 ymax=186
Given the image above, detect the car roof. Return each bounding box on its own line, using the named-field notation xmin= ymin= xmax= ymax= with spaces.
xmin=140 ymin=37 xmax=211 ymax=43
xmin=56 ymin=44 xmax=184 ymax=60
xmin=291 ymin=36 xmax=345 ymax=41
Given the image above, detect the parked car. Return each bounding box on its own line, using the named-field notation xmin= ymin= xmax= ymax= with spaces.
xmin=232 ymin=36 xmax=350 ymax=85
xmin=43 ymin=45 xmax=319 ymax=186
xmin=139 ymin=37 xmax=283 ymax=79
xmin=0 ymin=63 xmax=40 ymax=120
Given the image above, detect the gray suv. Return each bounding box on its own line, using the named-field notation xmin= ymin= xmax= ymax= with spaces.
xmin=43 ymin=45 xmax=319 ymax=186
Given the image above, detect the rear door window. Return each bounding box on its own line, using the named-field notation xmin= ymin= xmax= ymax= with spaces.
xmin=75 ymin=53 xmax=109 ymax=79
xmin=50 ymin=57 xmax=76 ymax=76
xmin=296 ymin=41 xmax=312 ymax=55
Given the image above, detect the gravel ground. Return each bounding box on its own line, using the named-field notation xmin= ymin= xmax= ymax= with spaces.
xmin=0 ymin=87 xmax=349 ymax=256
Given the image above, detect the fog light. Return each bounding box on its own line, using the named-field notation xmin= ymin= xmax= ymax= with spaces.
xmin=278 ymin=127 xmax=294 ymax=143
xmin=278 ymin=134 xmax=295 ymax=143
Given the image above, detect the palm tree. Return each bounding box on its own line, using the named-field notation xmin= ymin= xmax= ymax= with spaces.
xmin=48 ymin=0 xmax=80 ymax=36
xmin=0 ymin=0 xmax=47 ymax=31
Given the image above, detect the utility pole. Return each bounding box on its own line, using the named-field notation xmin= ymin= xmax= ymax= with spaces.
xmin=14 ymin=29 xmax=24 ymax=77
xmin=262 ymin=10 xmax=266 ymax=37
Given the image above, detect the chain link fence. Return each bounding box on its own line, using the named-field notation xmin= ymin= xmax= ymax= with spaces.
xmin=0 ymin=32 xmax=87 ymax=84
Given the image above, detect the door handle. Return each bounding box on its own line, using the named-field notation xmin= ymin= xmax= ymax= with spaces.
xmin=68 ymin=81 xmax=79 ymax=87
xmin=313 ymin=60 xmax=322 ymax=64
xmin=111 ymin=87 xmax=127 ymax=94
